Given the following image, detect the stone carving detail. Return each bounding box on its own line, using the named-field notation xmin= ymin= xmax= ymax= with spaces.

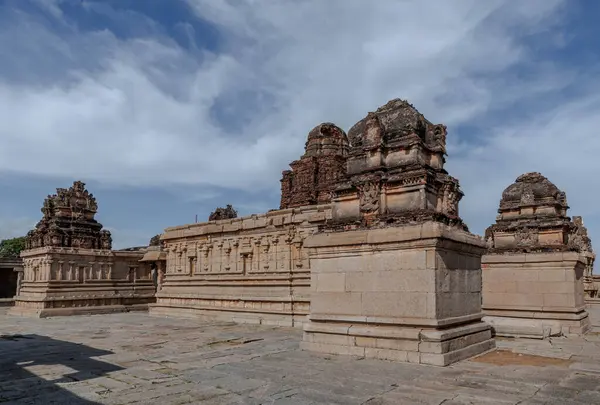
xmin=25 ymin=181 xmax=111 ymax=250
xmin=568 ymin=216 xmax=592 ymax=252
xmin=357 ymin=182 xmax=380 ymax=213
xmin=209 ymin=205 xmax=238 ymax=221
xmin=486 ymin=172 xmax=595 ymax=257
xmin=280 ymin=123 xmax=349 ymax=209
xmin=443 ymin=180 xmax=461 ymax=217
xmin=325 ymin=98 xmax=466 ymax=229
xmin=514 ymin=227 xmax=538 ymax=247
xmin=169 ymin=227 xmax=310 ymax=276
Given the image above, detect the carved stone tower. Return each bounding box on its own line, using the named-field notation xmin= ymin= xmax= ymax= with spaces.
xmin=330 ymin=99 xmax=463 ymax=228
xmin=302 ymin=99 xmax=494 ymax=366
xmin=11 ymin=181 xmax=155 ymax=317
xmin=482 ymin=172 xmax=592 ymax=338
xmin=280 ymin=123 xmax=349 ymax=209
xmin=25 ymin=180 xmax=112 ymax=250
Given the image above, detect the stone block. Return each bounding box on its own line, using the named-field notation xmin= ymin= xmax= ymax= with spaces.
xmin=302 ymin=223 xmax=493 ymax=366
xmin=482 ymin=252 xmax=590 ymax=338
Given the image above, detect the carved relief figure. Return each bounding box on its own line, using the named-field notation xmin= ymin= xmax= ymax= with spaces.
xmin=357 ymin=182 xmax=380 ymax=213
xmin=514 ymin=227 xmax=538 ymax=247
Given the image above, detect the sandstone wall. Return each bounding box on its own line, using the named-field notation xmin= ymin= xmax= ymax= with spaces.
xmin=11 ymin=247 xmax=155 ymax=317
xmin=150 ymin=205 xmax=330 ymax=327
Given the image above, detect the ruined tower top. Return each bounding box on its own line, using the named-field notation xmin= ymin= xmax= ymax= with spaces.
xmin=330 ymin=98 xmax=462 ymax=229
xmin=280 ymin=123 xmax=349 ymax=209
xmin=25 ymin=181 xmax=112 ymax=250
xmin=303 ymin=122 xmax=349 ymax=158
xmin=485 ymin=172 xmax=592 ymax=254
xmin=498 ymin=172 xmax=568 ymax=217
xmin=347 ymin=98 xmax=447 ymax=155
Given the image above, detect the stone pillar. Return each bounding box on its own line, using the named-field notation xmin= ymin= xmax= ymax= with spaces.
xmin=302 ymin=222 xmax=493 ymax=366
xmin=13 ymin=265 xmax=24 ymax=297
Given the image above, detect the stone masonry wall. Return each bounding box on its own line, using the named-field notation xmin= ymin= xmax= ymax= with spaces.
xmin=150 ymin=205 xmax=330 ymax=327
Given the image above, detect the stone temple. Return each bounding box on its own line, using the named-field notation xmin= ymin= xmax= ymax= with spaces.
xmin=4 ymin=99 xmax=599 ymax=368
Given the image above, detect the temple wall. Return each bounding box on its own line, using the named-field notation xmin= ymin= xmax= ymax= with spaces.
xmin=150 ymin=205 xmax=330 ymax=327
xmin=587 ymin=275 xmax=600 ymax=331
xmin=10 ymin=247 xmax=155 ymax=317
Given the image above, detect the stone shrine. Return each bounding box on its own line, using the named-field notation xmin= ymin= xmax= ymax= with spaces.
xmin=482 ymin=172 xmax=592 ymax=338
xmin=10 ymin=181 xmax=156 ymax=317
xmin=301 ymin=99 xmax=494 ymax=366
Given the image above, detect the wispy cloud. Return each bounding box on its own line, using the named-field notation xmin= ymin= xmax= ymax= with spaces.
xmin=1 ymin=0 xmax=599 ymax=255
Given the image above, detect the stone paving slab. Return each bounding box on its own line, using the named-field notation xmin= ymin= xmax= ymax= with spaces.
xmin=1 ymin=310 xmax=600 ymax=404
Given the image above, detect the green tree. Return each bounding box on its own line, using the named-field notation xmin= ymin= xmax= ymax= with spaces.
xmin=0 ymin=236 xmax=26 ymax=258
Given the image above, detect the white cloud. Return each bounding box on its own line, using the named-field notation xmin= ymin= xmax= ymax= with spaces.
xmin=2 ymin=0 xmax=600 ymax=252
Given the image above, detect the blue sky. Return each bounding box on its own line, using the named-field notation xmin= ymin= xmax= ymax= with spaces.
xmin=0 ymin=0 xmax=599 ymax=255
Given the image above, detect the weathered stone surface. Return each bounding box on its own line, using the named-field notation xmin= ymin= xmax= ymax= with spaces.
xmin=482 ymin=173 xmax=592 ymax=338
xmin=12 ymin=181 xmax=155 ymax=318
xmin=26 ymin=181 xmax=112 ymax=250
xmin=328 ymin=99 xmax=465 ymax=230
xmin=280 ymin=123 xmax=349 ymax=209
xmin=151 ymin=205 xmax=330 ymax=327
xmin=208 ymin=204 xmax=238 ymax=221
xmin=302 ymin=222 xmax=494 ymax=366
xmin=1 ymin=311 xmax=600 ymax=404
xmin=298 ymin=100 xmax=491 ymax=365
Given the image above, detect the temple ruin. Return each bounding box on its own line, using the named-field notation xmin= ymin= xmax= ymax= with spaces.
xmin=300 ymin=99 xmax=493 ymax=365
xmin=482 ymin=172 xmax=593 ymax=337
xmin=8 ymin=98 xmax=598 ymax=366
xmin=151 ymin=99 xmax=494 ymax=365
xmin=10 ymin=181 xmax=161 ymax=317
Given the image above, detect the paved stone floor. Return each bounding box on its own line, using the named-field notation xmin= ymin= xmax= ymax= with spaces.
xmin=1 ymin=310 xmax=600 ymax=404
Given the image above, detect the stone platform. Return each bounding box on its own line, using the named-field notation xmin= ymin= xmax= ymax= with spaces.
xmin=2 ymin=310 xmax=600 ymax=404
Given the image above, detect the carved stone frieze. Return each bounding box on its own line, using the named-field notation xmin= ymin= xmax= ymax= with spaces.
xmin=357 ymin=182 xmax=381 ymax=213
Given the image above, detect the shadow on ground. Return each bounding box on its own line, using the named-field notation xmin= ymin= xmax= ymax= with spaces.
xmin=0 ymin=334 xmax=122 ymax=404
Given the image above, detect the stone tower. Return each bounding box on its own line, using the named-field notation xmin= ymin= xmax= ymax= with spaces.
xmin=280 ymin=123 xmax=349 ymax=209
xmin=12 ymin=181 xmax=155 ymax=317
xmin=301 ymin=99 xmax=494 ymax=366
xmin=482 ymin=172 xmax=592 ymax=338
xmin=330 ymin=99 xmax=463 ymax=227
xmin=25 ymin=180 xmax=112 ymax=250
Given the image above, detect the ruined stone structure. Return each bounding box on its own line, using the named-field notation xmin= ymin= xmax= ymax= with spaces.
xmin=150 ymin=205 xmax=329 ymax=326
xmin=151 ymin=99 xmax=493 ymax=365
xmin=11 ymin=181 xmax=156 ymax=317
xmin=482 ymin=172 xmax=592 ymax=338
xmin=301 ymin=99 xmax=494 ymax=366
xmin=208 ymin=205 xmax=238 ymax=221
xmin=280 ymin=123 xmax=349 ymax=209
xmin=15 ymin=98 xmax=597 ymax=367
xmin=328 ymin=99 xmax=463 ymax=228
